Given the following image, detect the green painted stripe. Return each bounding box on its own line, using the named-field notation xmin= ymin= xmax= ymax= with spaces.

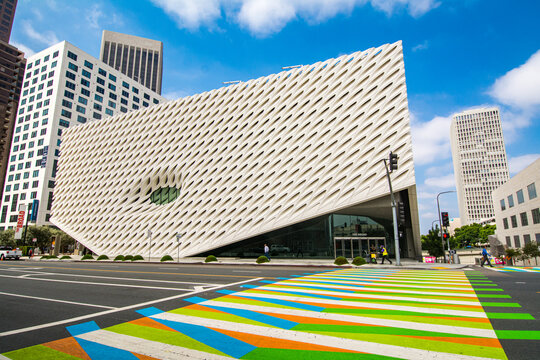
xmin=2 ymin=345 xmax=81 ymax=360
xmin=475 ymin=294 xmax=511 ymax=298
xmin=106 ymin=322 xmax=229 ymax=356
xmin=322 ymin=308 xmax=479 ymax=318
xmin=352 ymin=291 xmax=479 ymax=301
xmin=241 ymin=347 xmax=401 ymax=360
xmin=474 ymin=288 xmax=504 ymax=292
xmin=486 ymin=312 xmax=535 ymax=320
xmin=495 ymin=330 xmax=540 ymax=340
xmin=348 ymin=298 xmax=483 ymax=311
xmin=480 ymin=302 xmax=521 ymax=308
xmin=171 ymin=307 xmax=276 ymax=328
xmin=292 ymin=324 xmax=474 ymax=338
xmin=471 ymin=284 xmax=498 ymax=287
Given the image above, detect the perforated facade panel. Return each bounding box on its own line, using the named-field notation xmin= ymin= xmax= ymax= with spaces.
xmin=51 ymin=41 xmax=417 ymax=257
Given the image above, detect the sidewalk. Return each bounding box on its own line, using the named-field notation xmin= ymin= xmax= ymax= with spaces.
xmin=24 ymin=255 xmax=471 ymax=269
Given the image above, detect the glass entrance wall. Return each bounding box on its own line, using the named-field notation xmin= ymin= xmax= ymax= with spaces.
xmin=331 ymin=214 xmax=394 ymax=256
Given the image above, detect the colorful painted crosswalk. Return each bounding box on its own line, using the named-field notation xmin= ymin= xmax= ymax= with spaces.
xmin=487 ymin=266 xmax=540 ymax=273
xmin=3 ymin=268 xmax=537 ymax=359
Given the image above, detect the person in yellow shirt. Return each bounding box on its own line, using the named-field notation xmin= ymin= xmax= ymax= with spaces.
xmin=380 ymin=245 xmax=392 ymax=264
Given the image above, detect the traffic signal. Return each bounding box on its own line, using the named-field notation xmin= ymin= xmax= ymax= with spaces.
xmin=389 ymin=152 xmax=398 ymax=171
xmin=442 ymin=232 xmax=449 ymax=240
xmin=397 ymin=201 xmax=406 ymax=224
xmin=441 ymin=212 xmax=450 ymax=227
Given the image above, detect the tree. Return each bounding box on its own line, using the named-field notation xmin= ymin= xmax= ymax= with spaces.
xmin=505 ymin=247 xmax=521 ymax=266
xmin=421 ymin=227 xmax=444 ymax=258
xmin=453 ymin=223 xmax=496 ymax=247
xmin=522 ymin=241 xmax=540 ymax=266
xmin=0 ymin=229 xmax=15 ymax=247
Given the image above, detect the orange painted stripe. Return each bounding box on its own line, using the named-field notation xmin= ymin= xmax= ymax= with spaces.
xmin=406 ymin=335 xmax=503 ymax=348
xmin=209 ymin=327 xmax=363 ymax=353
xmin=185 ymin=303 xmax=230 ymax=314
xmin=132 ymin=352 xmax=160 ymax=360
xmin=425 ymin=315 xmax=490 ymax=323
xmin=130 ymin=317 xmax=178 ymax=332
xmin=258 ymin=311 xmax=380 ymax=326
xmin=43 ymin=337 xmax=91 ymax=360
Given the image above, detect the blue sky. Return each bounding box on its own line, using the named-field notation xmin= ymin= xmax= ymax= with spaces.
xmin=10 ymin=0 xmax=540 ymax=234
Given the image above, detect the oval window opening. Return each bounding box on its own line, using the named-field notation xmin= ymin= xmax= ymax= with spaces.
xmin=149 ymin=186 xmax=181 ymax=205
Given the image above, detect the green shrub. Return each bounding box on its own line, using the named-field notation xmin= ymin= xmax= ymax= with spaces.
xmin=60 ymin=255 xmax=71 ymax=260
xmin=124 ymin=255 xmax=133 ymax=261
xmin=97 ymin=255 xmax=109 ymax=261
xmin=205 ymin=255 xmax=217 ymax=263
xmin=81 ymin=254 xmax=94 ymax=260
xmin=48 ymin=255 xmax=58 ymax=259
xmin=40 ymin=255 xmax=50 ymax=259
xmin=334 ymin=256 xmax=349 ymax=265
xmin=114 ymin=255 xmax=125 ymax=261
xmin=352 ymin=256 xmax=366 ymax=266
xmin=256 ymin=255 xmax=269 ymax=264
xmin=160 ymin=255 xmax=173 ymax=262
xmin=132 ymin=255 xmax=144 ymax=261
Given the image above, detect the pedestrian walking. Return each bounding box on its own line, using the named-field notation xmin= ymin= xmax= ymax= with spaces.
xmin=480 ymin=246 xmax=493 ymax=267
xmin=380 ymin=245 xmax=392 ymax=264
xmin=264 ymin=243 xmax=270 ymax=261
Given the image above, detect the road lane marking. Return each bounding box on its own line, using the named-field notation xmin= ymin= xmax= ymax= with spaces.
xmin=3 ymin=268 xmax=221 ymax=286
xmin=0 ymin=277 xmax=263 ymax=337
xmin=0 ymin=291 xmax=116 ymax=309
xmin=232 ymin=270 xmax=262 ymax=273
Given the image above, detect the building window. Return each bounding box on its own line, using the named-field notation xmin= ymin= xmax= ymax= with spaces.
xmin=68 ymin=62 xmax=78 ymax=72
xmin=105 ymin=108 xmax=113 ymax=116
xmin=507 ymin=195 xmax=514 ymax=208
xmin=95 ymin=94 xmax=103 ymax=103
xmin=81 ymin=79 xmax=90 ymax=87
xmin=98 ymin=68 xmax=107 ymax=77
xmin=132 ymin=86 xmax=139 ymax=94
xmin=516 ymin=189 xmax=524 ymax=204
xmin=81 ymin=88 xmax=90 ymax=97
xmin=510 ymin=215 xmax=518 ymax=228
xmin=520 ymin=212 xmax=528 ymax=226
xmin=65 ymin=70 xmax=76 ymax=80
xmin=77 ymin=115 xmax=86 ymax=124
xmin=76 ymin=105 xmax=85 ymax=114
xmin=524 ymin=234 xmax=531 ymax=245
xmin=84 ymin=60 xmax=93 ymax=69
xmin=67 ymin=51 xmax=78 ymax=61
xmin=514 ymin=235 xmax=521 ymax=248
xmin=528 ymin=183 xmax=537 ymax=200
xmin=62 ymin=99 xmax=72 ymax=109
xmin=96 ymin=86 xmax=105 ymax=94
xmin=82 ymin=69 xmax=91 ymax=78
xmin=500 ymin=199 xmax=506 ymax=211
xmin=532 ymin=208 xmax=540 ymax=224
xmin=65 ymin=81 xmax=76 ymax=90
xmin=93 ymin=103 xmax=102 ymax=111
xmin=122 ymin=81 xmax=129 ymax=89
xmin=108 ymin=83 xmax=116 ymax=91
xmin=59 ymin=119 xmax=70 ymax=128
xmin=61 ymin=109 xmax=72 ymax=118
xmin=93 ymin=112 xmax=102 ymax=120
xmin=120 ymin=106 xmax=127 ymax=113
xmin=97 ymin=77 xmax=105 ymax=86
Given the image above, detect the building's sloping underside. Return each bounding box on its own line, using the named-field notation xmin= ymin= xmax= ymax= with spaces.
xmin=51 ymin=40 xmax=417 ymax=258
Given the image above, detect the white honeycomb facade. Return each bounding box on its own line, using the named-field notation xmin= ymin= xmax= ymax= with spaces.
xmin=51 ymin=41 xmax=417 ymax=257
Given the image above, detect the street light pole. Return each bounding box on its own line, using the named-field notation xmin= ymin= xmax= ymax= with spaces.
xmin=431 ymin=220 xmax=439 ymax=230
xmin=176 ymin=233 xmax=183 ymax=263
xmin=383 ymin=158 xmax=400 ymax=266
xmin=437 ymin=190 xmax=456 ymax=263
xmin=147 ymin=230 xmax=152 ymax=262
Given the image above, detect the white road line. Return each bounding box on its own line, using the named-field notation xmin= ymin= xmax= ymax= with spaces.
xmin=224 ymin=290 xmax=486 ymax=318
xmin=196 ymin=299 xmax=496 ymax=338
xmin=0 ymin=277 xmax=263 ymax=337
xmin=77 ymin=330 xmax=232 ymax=360
xmin=258 ymin=285 xmax=481 ymax=305
xmin=232 ymin=270 xmax=262 ymax=273
xmin=2 ymin=268 xmax=221 ymax=286
xmin=0 ymin=273 xmax=200 ymax=291
xmin=0 ymin=291 xmax=116 ymax=310
xmin=292 ymin=278 xmax=473 ymax=290
xmin=151 ymin=312 xmax=498 ymax=360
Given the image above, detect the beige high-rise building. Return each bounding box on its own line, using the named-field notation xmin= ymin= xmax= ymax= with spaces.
xmin=100 ymin=30 xmax=163 ymax=94
xmin=450 ymin=107 xmax=509 ymax=225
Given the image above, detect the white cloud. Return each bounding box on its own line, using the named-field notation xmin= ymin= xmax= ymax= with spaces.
xmin=489 ymin=49 xmax=540 ymax=110
xmin=508 ymin=153 xmax=540 ymax=175
xmin=410 ymin=115 xmax=452 ymax=166
xmin=424 ymin=173 xmax=455 ymax=188
xmin=412 ymin=40 xmax=429 ymax=52
xmin=150 ymin=0 xmax=222 ymax=30
xmin=22 ymin=20 xmax=59 ymax=46
xmin=86 ymin=4 xmax=104 ymax=29
xmin=151 ymin=0 xmax=439 ymax=36
xmin=162 ymin=89 xmax=191 ymax=100
xmin=10 ymin=41 xmax=36 ymax=57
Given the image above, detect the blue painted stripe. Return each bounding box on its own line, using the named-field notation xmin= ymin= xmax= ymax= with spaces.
xmin=241 ymin=285 xmax=341 ymax=299
xmin=287 ymin=279 xmax=373 ymax=286
xmin=150 ymin=317 xmax=255 ymax=358
xmin=66 ymin=321 xmax=100 ymax=337
xmin=276 ymin=277 xmax=290 ymax=280
xmin=216 ymin=290 xmax=325 ymax=311
xmin=136 ymin=307 xmax=164 ymax=317
xmin=203 ymin=304 xmax=298 ymax=329
xmin=74 ymin=337 xmax=142 ymax=359
xmin=263 ymin=283 xmax=359 ymax=293
xmin=184 ymin=296 xmax=207 ymax=304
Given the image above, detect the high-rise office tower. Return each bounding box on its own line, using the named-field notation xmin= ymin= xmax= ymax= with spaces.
xmin=450 ymin=107 xmax=510 ymax=225
xmin=0 ymin=0 xmax=17 ymax=43
xmin=0 ymin=41 xmax=165 ymax=229
xmin=100 ymin=30 xmax=163 ymax=94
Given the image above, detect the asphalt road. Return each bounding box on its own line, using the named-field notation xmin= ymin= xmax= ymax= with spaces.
xmin=479 ymin=268 xmax=540 ymax=360
xmin=0 ymin=260 xmax=331 ymax=353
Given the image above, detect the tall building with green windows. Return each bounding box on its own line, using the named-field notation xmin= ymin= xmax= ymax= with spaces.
xmin=0 ymin=41 xmax=165 ymax=230
xmin=52 ymin=41 xmax=422 ymax=260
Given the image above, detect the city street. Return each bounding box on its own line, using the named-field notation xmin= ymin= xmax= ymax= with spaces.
xmin=1 ymin=261 xmax=539 ymax=359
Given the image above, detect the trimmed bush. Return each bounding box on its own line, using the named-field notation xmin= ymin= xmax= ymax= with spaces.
xmin=60 ymin=255 xmax=72 ymax=260
xmin=123 ymin=255 xmax=133 ymax=261
xmin=48 ymin=255 xmax=58 ymax=259
xmin=256 ymin=255 xmax=269 ymax=264
xmin=132 ymin=255 xmax=144 ymax=261
xmin=97 ymin=255 xmax=109 ymax=261
xmin=352 ymin=256 xmax=366 ymax=266
xmin=334 ymin=256 xmax=349 ymax=265
xmin=40 ymin=255 xmax=50 ymax=259
xmin=205 ymin=255 xmax=217 ymax=263
xmin=114 ymin=255 xmax=125 ymax=261
xmin=81 ymin=254 xmax=94 ymax=260
xmin=160 ymin=255 xmax=173 ymax=262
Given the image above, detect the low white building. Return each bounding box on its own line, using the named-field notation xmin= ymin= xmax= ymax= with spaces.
xmin=0 ymin=41 xmax=165 ymax=229
xmin=493 ymin=157 xmax=540 ymax=247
